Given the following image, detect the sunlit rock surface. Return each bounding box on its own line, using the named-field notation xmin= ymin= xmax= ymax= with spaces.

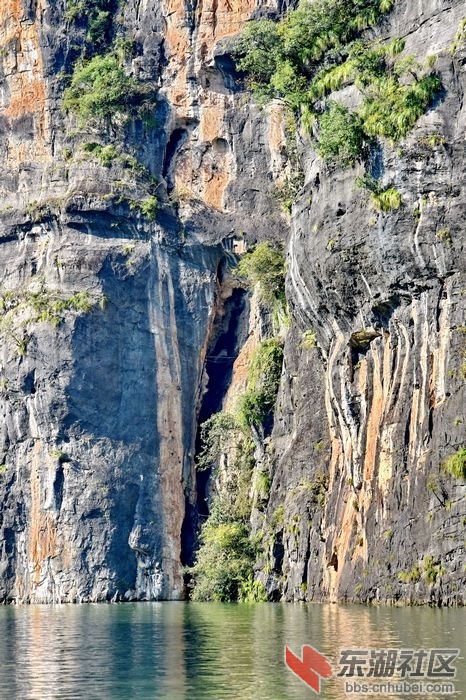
xmin=0 ymin=0 xmax=464 ymax=603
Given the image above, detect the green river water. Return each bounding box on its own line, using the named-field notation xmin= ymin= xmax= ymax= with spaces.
xmin=0 ymin=602 xmax=464 ymax=699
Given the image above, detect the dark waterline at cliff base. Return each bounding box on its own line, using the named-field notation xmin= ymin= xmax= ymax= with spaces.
xmin=0 ymin=602 xmax=464 ymax=699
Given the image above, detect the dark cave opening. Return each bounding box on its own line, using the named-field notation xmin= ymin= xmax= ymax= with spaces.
xmin=163 ymin=128 xmax=188 ymax=193
xmin=213 ymin=53 xmax=245 ymax=91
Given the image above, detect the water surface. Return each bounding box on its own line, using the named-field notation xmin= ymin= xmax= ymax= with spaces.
xmin=0 ymin=602 xmax=464 ymax=699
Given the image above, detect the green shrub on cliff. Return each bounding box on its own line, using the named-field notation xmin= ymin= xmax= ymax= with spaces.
xmin=139 ymin=196 xmax=158 ymax=220
xmin=82 ymin=142 xmax=118 ymax=166
xmin=237 ymin=338 xmax=283 ymax=430
xmin=398 ymin=564 xmax=421 ymax=584
xmin=443 ymin=448 xmax=466 ymax=480
xmin=0 ymin=285 xmax=96 ymax=329
xmin=234 ymin=20 xmax=281 ymax=101
xmin=235 ymin=0 xmax=395 ymax=109
xmin=196 ymin=413 xmax=240 ymax=473
xmin=87 ymin=10 xmax=112 ymax=44
xmin=359 ymin=74 xmax=442 ymax=142
xmin=236 ymin=242 xmax=285 ymax=307
xmin=63 ymin=51 xmax=152 ymax=124
xmin=188 ymin=520 xmax=257 ymax=602
xmin=317 ymin=103 xmax=365 ymax=166
xmin=189 ymin=414 xmax=262 ymax=602
xmin=235 ymin=0 xmax=441 ymax=171
xmin=356 ymin=174 xmax=402 ymax=211
xmin=370 ymin=186 xmax=402 ymax=212
xmin=236 ymin=0 xmax=395 ymax=100
xmin=450 ymin=17 xmax=466 ymax=54
xmin=423 ymin=555 xmax=446 ymax=584
xmin=65 ymin=0 xmax=113 ymax=46
xmin=189 ymin=338 xmax=284 ymax=601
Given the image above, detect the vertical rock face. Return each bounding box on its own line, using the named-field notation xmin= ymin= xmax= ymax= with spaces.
xmin=262 ymin=0 xmax=466 ymax=605
xmin=0 ymin=0 xmax=464 ymax=606
xmin=0 ymin=0 xmax=286 ymax=602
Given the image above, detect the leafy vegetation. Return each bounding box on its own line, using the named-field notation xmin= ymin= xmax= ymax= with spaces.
xmin=138 ymin=196 xmax=158 ymax=220
xmin=271 ymin=504 xmax=285 ymax=529
xmin=275 ymin=171 xmax=305 ymax=214
xmin=239 ymin=577 xmax=268 ymax=603
xmin=317 ymin=102 xmax=365 ymax=166
xmin=188 ymin=411 xmax=262 ymax=601
xmin=0 ymin=284 xmax=98 ymax=330
xmin=82 ymin=142 xmax=118 ymax=166
xmin=450 ymin=17 xmax=466 ymax=55
xmin=197 ymin=414 xmax=255 ymax=520
xmin=418 ymin=133 xmax=447 ymax=148
xmin=30 ymin=290 xmax=94 ymax=324
xmin=400 ymin=556 xmax=446 ymax=585
xmin=235 ymin=0 xmax=441 ymax=177
xmin=50 ymin=449 xmax=69 ymax=463
xmin=423 ymin=555 xmax=446 ymax=584
xmin=189 ymin=336 xmax=284 ymax=602
xmin=236 ymin=242 xmax=285 ymax=308
xmin=254 ymin=470 xmax=272 ymax=502
xmin=235 ymin=0 xmax=395 ymax=100
xmin=62 ymin=1 xmax=156 ymax=179
xmin=370 ymin=186 xmax=402 ymax=212
xmin=111 ymin=194 xmax=160 ymax=221
xmin=188 ymin=520 xmax=259 ymax=602
xmin=63 ymin=50 xmax=153 ymax=124
xmin=65 ymin=0 xmax=113 ymax=47
xmin=79 ymin=143 xmax=156 ymax=201
xmin=301 ymin=329 xmax=317 ymax=349
xmin=442 ymin=448 xmax=466 ymax=480
xmin=24 ymin=200 xmax=62 ymax=223
xmin=436 ymin=228 xmax=452 ymax=246
xmin=356 ymin=174 xmax=402 ymax=211
xmin=398 ymin=564 xmax=421 ymax=584
xmin=359 ymin=74 xmax=441 ymax=142
xmin=273 ymin=118 xmax=305 ymax=213
xmin=0 ymin=284 xmax=101 ymax=358
xmin=196 ymin=413 xmax=240 ymax=473
xmin=298 ymin=470 xmax=328 ymax=507
xmin=237 ymin=338 xmax=284 ymax=430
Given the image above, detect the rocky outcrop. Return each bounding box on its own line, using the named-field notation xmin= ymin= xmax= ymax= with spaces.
xmin=0 ymin=0 xmax=464 ymax=605
xmin=259 ymin=0 xmax=466 ymax=605
xmin=0 ymin=0 xmax=287 ymax=602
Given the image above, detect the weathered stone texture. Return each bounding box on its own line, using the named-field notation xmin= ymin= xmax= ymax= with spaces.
xmin=0 ymin=0 xmax=286 ymax=602
xmin=0 ymin=0 xmax=464 ymax=605
xmin=260 ymin=0 xmax=466 ymax=605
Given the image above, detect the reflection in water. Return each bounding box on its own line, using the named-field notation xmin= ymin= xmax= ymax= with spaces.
xmin=0 ymin=603 xmax=464 ymax=699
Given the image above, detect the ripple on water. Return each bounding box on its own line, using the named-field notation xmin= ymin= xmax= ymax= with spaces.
xmin=0 ymin=603 xmax=464 ymax=699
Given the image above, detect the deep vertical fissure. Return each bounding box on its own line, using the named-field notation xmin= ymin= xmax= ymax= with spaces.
xmin=196 ymin=286 xmax=247 ymax=517
xmin=180 ymin=264 xmax=248 ymax=570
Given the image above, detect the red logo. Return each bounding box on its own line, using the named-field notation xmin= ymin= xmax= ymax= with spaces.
xmin=285 ymin=645 xmax=333 ymax=694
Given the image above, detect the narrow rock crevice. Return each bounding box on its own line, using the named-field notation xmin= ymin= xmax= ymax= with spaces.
xmin=181 ymin=263 xmax=249 ymax=570
xmin=163 ymin=128 xmax=189 ymax=192
xmin=53 ymin=465 xmax=64 ymax=514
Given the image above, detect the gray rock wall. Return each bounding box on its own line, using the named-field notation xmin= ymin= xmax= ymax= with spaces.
xmin=0 ymin=0 xmax=464 ymax=604
xmin=0 ymin=0 xmax=286 ymax=602
xmin=259 ymin=0 xmax=466 ymax=605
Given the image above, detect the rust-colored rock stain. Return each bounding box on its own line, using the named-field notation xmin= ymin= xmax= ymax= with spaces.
xmin=29 ymin=450 xmax=57 ymax=585
xmin=162 ymin=0 xmax=257 ymax=209
xmin=0 ymin=0 xmax=49 ymax=165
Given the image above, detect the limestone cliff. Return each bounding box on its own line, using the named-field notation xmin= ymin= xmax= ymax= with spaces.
xmin=0 ymin=0 xmax=464 ymax=605
xmin=0 ymin=0 xmax=286 ymax=602
xmin=256 ymin=0 xmax=466 ymax=605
